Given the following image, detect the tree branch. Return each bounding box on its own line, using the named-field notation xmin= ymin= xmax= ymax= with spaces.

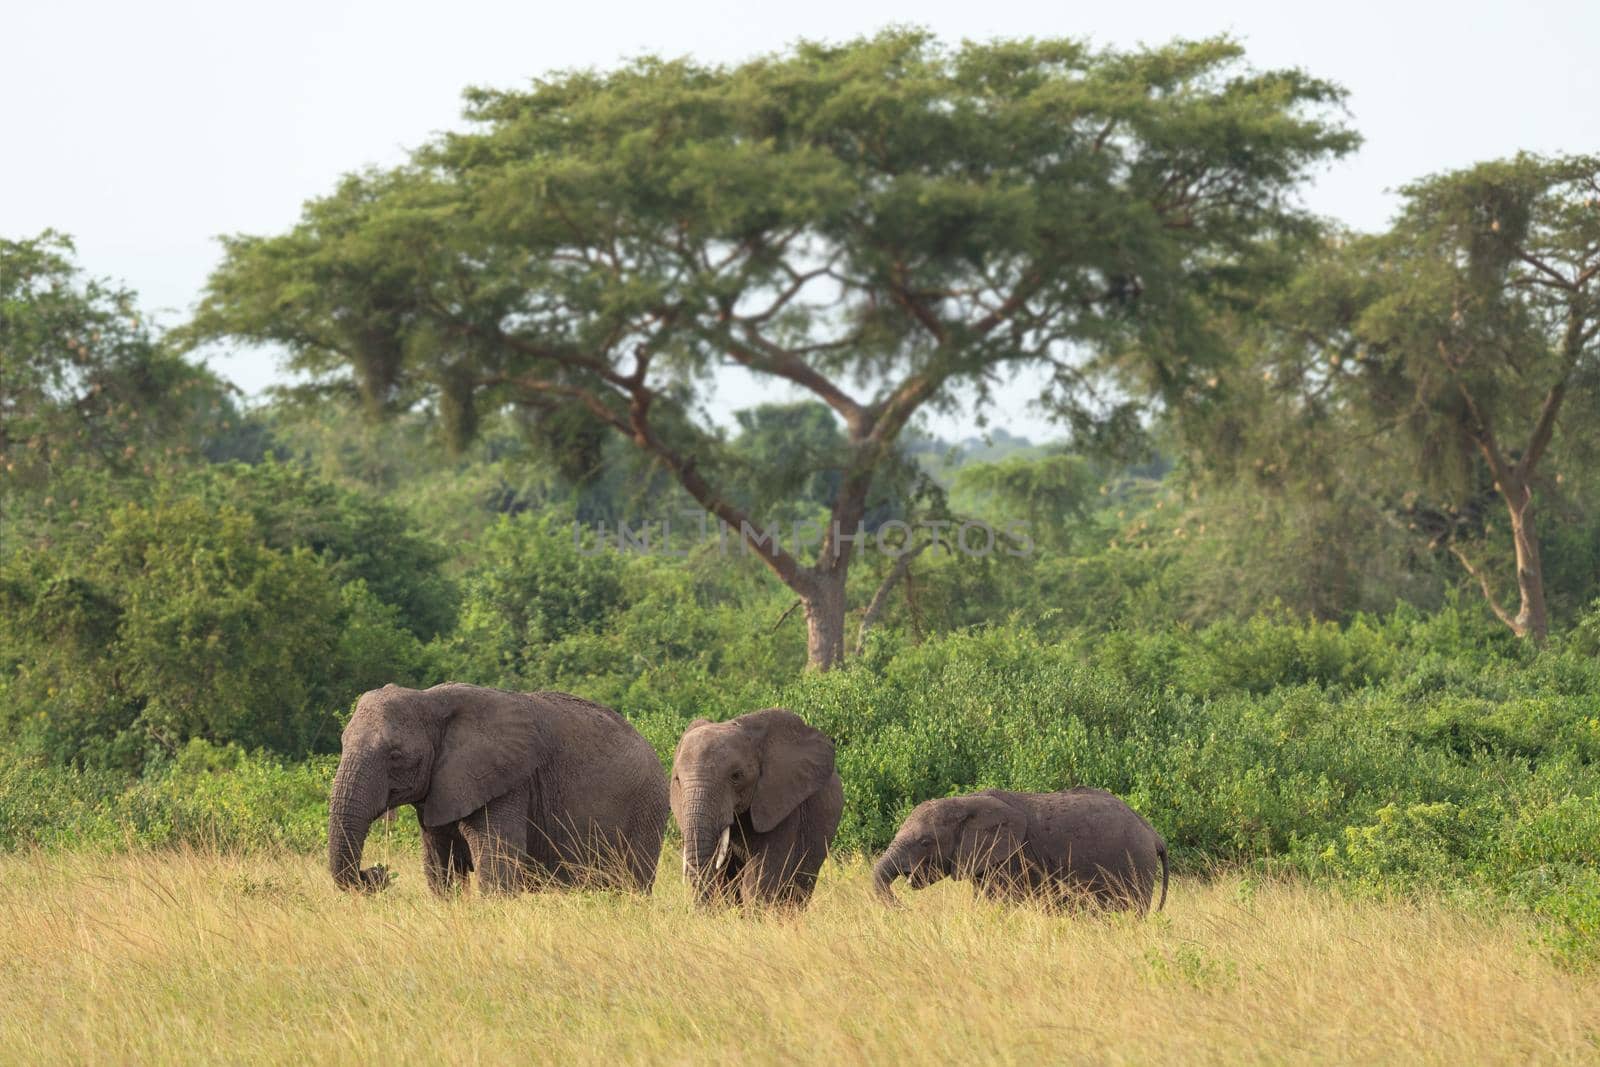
xmin=1448 ymin=543 xmax=1518 ymax=631
xmin=711 ymin=326 xmax=869 ymax=433
xmin=1435 ymin=339 xmax=1514 ymax=487
xmin=618 ymin=385 xmax=809 ymax=591
xmin=481 ymin=344 xmax=810 ymax=591
xmin=889 ymin=262 xmax=948 ymax=343
xmin=869 ymin=367 xmax=950 ymax=447
xmin=853 ymin=539 xmax=934 ymax=657
xmin=1517 ymin=309 xmax=1586 ymax=480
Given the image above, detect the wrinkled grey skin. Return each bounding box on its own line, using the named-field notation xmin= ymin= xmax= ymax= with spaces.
xmin=328 ymin=683 xmax=668 ymax=895
xmin=670 ymin=708 xmax=843 ymax=908
xmin=873 ymin=787 xmax=1168 ymax=914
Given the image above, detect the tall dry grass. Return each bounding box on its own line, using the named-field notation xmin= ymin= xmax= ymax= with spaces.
xmin=0 ymin=847 xmax=1595 ymax=1065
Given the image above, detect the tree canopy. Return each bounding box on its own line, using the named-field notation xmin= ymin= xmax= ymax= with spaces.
xmin=1 ymin=232 xmax=248 ymax=494
xmin=1190 ymin=153 xmax=1600 ymax=639
xmin=189 ymin=29 xmax=1356 ymax=667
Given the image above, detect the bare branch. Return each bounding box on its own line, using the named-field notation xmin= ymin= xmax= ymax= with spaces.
xmin=771 ymin=599 xmax=803 ymax=632
xmin=732 ymin=263 xmax=836 ymax=325
xmin=973 ymin=272 xmax=1045 ymax=336
xmin=1518 ymin=310 xmax=1588 ymax=479
xmin=482 ymin=373 xmax=632 ymax=436
xmin=854 ymin=539 xmax=934 ymax=657
xmin=711 ymin=327 xmax=869 ymax=433
xmin=1515 ymin=252 xmax=1576 ymax=290
xmin=1435 ymin=339 xmax=1514 ymax=486
xmin=619 ymin=387 xmax=808 ymax=590
xmin=1448 ymin=543 xmax=1518 ymax=631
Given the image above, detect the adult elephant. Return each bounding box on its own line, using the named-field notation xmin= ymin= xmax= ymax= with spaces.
xmin=670 ymin=709 xmax=843 ymax=907
xmin=872 ymin=787 xmax=1168 ymax=913
xmin=328 ymin=683 xmax=669 ymax=895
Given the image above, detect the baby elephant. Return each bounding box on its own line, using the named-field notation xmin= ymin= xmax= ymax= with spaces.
xmin=873 ymin=787 xmax=1168 ymax=913
xmin=671 ymin=708 xmax=843 ymax=907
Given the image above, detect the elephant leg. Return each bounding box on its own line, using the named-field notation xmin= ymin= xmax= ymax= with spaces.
xmin=622 ymin=809 xmax=666 ymax=893
xmin=780 ymin=846 xmax=827 ymax=907
xmin=741 ymin=828 xmax=820 ymax=907
xmin=743 ymin=777 xmax=840 ymax=907
xmin=417 ymin=808 xmax=472 ymax=896
xmin=520 ymin=814 xmax=572 ymax=890
xmin=976 ymin=858 xmax=1029 ymax=904
xmin=449 ymin=828 xmax=473 ymax=881
xmin=421 ymin=823 xmax=464 ymax=896
xmin=521 ymin=779 xmax=576 ymax=890
xmin=974 ymin=871 xmax=1010 ymax=903
xmin=461 ymin=784 xmax=531 ymax=894
xmin=570 ymin=823 xmax=628 ymax=891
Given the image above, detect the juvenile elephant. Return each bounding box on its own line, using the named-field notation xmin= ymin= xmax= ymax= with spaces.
xmin=872 ymin=787 xmax=1168 ymax=913
xmin=328 ymin=683 xmax=669 ymax=895
xmin=670 ymin=709 xmax=843 ymax=907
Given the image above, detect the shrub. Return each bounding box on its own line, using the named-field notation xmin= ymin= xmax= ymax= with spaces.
xmin=0 ymin=486 xmax=434 ymax=769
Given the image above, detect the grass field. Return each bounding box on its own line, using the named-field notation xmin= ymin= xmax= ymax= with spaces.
xmin=1 ymin=848 xmax=1596 ymax=1065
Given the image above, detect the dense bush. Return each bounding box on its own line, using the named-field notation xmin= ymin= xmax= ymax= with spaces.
xmin=443 ymin=510 xmax=805 ymax=721
xmin=187 ymin=460 xmax=459 ymax=640
xmin=0 ymin=741 xmax=342 ymax=853
xmin=0 ymin=468 xmax=443 ymax=769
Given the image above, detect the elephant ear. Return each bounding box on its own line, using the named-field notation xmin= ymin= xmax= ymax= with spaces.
xmin=954 ymin=794 xmax=1026 ymax=876
xmin=747 ymin=708 xmax=835 ymax=833
xmin=420 ymin=684 xmax=543 ymax=828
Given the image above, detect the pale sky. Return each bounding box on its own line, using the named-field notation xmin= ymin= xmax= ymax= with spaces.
xmin=5 ymin=0 xmax=1595 ymax=440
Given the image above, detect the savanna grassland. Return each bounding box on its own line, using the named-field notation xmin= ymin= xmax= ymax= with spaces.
xmin=5 ymin=30 xmax=1599 ymax=1067
xmin=1 ymin=848 xmax=1596 ymax=1066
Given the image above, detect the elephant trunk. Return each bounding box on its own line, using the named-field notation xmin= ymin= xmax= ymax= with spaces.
xmin=872 ymin=843 xmax=910 ymax=905
xmin=677 ymin=784 xmax=731 ymax=888
xmin=327 ymin=754 xmax=386 ymax=891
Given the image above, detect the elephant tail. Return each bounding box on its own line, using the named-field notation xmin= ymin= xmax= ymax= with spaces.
xmin=1155 ymin=841 xmax=1168 ymax=913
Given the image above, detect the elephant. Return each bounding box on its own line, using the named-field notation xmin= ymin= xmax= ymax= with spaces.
xmin=328 ymin=682 xmax=669 ymax=895
xmin=670 ymin=708 xmax=844 ymax=907
xmin=872 ymin=787 xmax=1168 ymax=914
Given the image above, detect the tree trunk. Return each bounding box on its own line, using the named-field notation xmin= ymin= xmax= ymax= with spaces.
xmin=802 ymin=573 xmax=847 ymax=671
xmin=1503 ymin=479 xmax=1549 ymax=642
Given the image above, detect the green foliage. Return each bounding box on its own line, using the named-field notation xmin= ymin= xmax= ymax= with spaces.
xmin=448 ymin=512 xmax=631 ymax=682
xmin=0 ymin=467 xmax=443 ymax=769
xmin=443 ymin=509 xmax=802 ymax=724
xmin=1186 ymin=154 xmax=1600 ymax=638
xmin=952 ymin=454 xmax=1097 ymax=553
xmin=195 ymin=460 xmax=459 ymax=639
xmin=0 ymin=741 xmax=341 ymax=853
xmin=186 ymin=31 xmax=1356 ymax=671
xmin=190 ymin=32 xmax=1356 ymax=431
xmin=0 ymin=232 xmax=247 ymax=495
xmin=726 ymin=403 xmax=847 ymax=521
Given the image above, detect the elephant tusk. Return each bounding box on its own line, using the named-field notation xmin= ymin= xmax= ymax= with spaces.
xmin=712 ymin=826 xmax=731 ymax=873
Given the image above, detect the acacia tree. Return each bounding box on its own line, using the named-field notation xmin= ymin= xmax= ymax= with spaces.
xmin=190 ymin=31 xmax=1354 ymax=668
xmin=1196 ymin=155 xmax=1600 ymax=640
xmin=1 ymin=232 xmax=234 ymax=494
